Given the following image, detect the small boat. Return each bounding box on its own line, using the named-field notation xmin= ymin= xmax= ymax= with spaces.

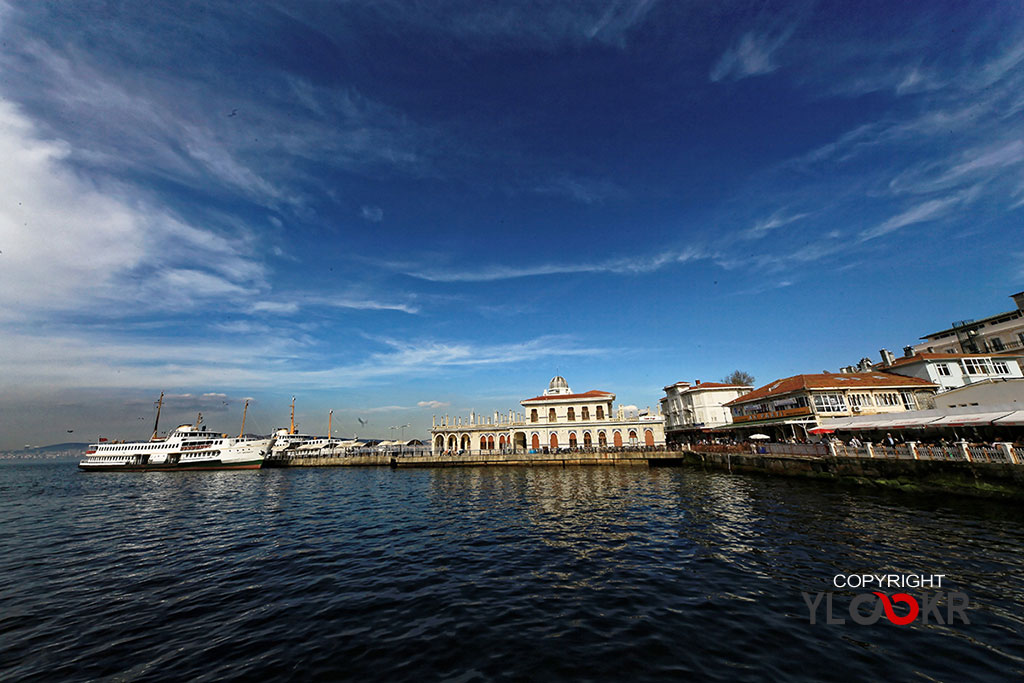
xmin=79 ymin=395 xmax=276 ymax=471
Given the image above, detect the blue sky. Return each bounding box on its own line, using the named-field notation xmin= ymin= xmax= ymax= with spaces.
xmin=1 ymin=1 xmax=1023 ymax=448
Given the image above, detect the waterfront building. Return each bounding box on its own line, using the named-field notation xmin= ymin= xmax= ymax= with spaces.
xmin=723 ymin=372 xmax=938 ymax=438
xmin=873 ymin=349 xmax=1024 ymax=393
xmin=911 ymin=291 xmax=1024 ymax=355
xmin=430 ymin=376 xmax=665 ymax=454
xmin=931 ymin=377 xmax=1024 ymax=409
xmin=660 ymin=380 xmax=752 ymax=444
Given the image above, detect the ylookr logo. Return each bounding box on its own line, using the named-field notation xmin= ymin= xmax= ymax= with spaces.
xmin=803 ymin=574 xmax=971 ymax=626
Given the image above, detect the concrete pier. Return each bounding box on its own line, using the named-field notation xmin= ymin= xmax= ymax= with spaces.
xmin=680 ymin=450 xmax=1024 ymax=500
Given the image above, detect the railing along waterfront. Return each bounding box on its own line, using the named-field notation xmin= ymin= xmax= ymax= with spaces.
xmin=265 ymin=441 xmax=1023 ymax=466
xmin=830 ymin=441 xmax=1022 ymax=464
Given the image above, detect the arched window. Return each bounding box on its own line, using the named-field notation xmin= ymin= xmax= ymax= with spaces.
xmin=531 ymin=433 xmax=540 ymax=449
xmin=598 ymin=431 xmax=607 ymax=447
xmin=596 ymin=405 xmax=605 ymax=420
xmin=487 ymin=436 xmax=495 ymax=450
xmin=569 ymin=432 xmax=578 ymax=447
xmin=581 ymin=407 xmax=590 ymax=420
xmin=613 ymin=431 xmax=622 ymax=447
xmin=531 ymin=409 xmax=538 ymax=423
xmin=567 ymin=407 xmax=575 ymax=421
xmin=550 ymin=433 xmax=559 ymax=449
xmin=480 ymin=435 xmax=488 ymax=450
xmin=548 ymin=408 xmax=557 ymax=422
xmin=583 ymin=432 xmax=592 ymax=447
xmin=499 ymin=435 xmax=506 ymax=448
xmin=644 ymin=429 xmax=655 ymax=446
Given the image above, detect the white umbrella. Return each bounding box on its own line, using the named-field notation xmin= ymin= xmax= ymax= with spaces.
xmin=749 ymin=434 xmax=770 ymax=440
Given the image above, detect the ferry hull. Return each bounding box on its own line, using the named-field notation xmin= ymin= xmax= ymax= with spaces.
xmin=78 ymin=459 xmax=265 ymax=472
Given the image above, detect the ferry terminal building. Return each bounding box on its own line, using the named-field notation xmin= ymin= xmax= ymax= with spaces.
xmin=430 ymin=376 xmax=666 ymax=454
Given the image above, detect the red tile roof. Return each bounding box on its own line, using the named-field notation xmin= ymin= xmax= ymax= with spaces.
xmin=724 ymin=373 xmax=936 ymax=406
xmin=521 ymin=390 xmax=614 ymax=403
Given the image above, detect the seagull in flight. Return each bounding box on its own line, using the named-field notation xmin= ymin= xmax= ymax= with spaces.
xmin=357 ymin=417 xmax=368 ymax=427
xmin=228 ymin=108 xmax=238 ymax=117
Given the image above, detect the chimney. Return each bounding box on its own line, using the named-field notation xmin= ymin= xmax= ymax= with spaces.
xmin=880 ymin=349 xmax=895 ymax=367
xmin=903 ymin=345 xmax=915 ymax=358
xmin=1013 ymin=291 xmax=1024 ymax=311
xmin=695 ymin=379 xmax=701 ymax=385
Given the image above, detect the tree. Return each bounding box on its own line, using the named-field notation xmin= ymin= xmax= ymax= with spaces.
xmin=722 ymin=370 xmax=755 ymax=386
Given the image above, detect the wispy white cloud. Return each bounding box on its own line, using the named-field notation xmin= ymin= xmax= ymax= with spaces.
xmin=252 ymin=293 xmax=420 ymax=315
xmin=532 ymin=175 xmax=625 ymax=204
xmin=710 ymin=23 xmax=798 ymax=82
xmin=403 ymin=247 xmax=709 ymax=282
xmin=0 ymin=329 xmax=607 ymax=393
xmin=742 ymin=209 xmax=810 ymax=240
xmin=0 ymin=100 xmax=267 ymax=323
xmin=859 ymin=194 xmax=965 ymax=242
xmin=887 ymin=140 xmax=1024 ymax=196
xmin=417 ymin=400 xmax=450 ymax=409
xmin=361 ymin=0 xmax=660 ymax=49
xmin=360 ymin=205 xmax=384 ymax=222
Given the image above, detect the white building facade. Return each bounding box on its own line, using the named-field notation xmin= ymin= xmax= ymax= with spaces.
xmin=660 ymin=380 xmax=752 ymax=443
xmin=880 ymin=352 xmax=1024 ymax=393
xmin=430 ymin=376 xmax=665 ymax=454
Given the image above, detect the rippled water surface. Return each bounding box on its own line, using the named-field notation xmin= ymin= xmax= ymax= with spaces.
xmin=2 ymin=460 xmax=1023 ymax=681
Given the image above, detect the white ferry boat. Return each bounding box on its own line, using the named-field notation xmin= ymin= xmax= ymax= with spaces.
xmin=265 ymin=399 xmax=330 ymax=459
xmin=79 ymin=396 xmax=275 ymax=472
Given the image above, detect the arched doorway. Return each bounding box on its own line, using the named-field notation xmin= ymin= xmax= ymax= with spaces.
xmin=568 ymin=432 xmax=577 ymax=447
xmin=549 ymin=433 xmax=558 ymax=450
xmin=435 ymin=435 xmax=444 ymax=452
xmin=515 ymin=432 xmax=527 ymax=451
xmin=461 ymin=434 xmax=471 ymax=451
xmin=583 ymin=432 xmax=592 ymax=447
xmin=613 ymin=431 xmax=623 ymax=447
xmin=487 ymin=435 xmax=495 ymax=450
xmin=531 ymin=433 xmax=540 ymax=450
xmin=499 ymin=435 xmax=506 ymax=449
xmin=448 ymin=435 xmax=457 ymax=451
xmin=628 ymin=430 xmax=638 ymax=445
xmin=644 ymin=429 xmax=655 ymax=446
xmin=480 ymin=435 xmax=488 ymax=450
xmin=598 ymin=431 xmax=607 ymax=447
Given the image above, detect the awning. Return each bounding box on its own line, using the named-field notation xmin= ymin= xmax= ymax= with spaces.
xmin=993 ymin=410 xmax=1024 ymax=426
xmin=886 ymin=415 xmax=945 ymax=429
xmin=930 ymin=411 xmax=1015 ymax=426
xmin=808 ymin=427 xmax=834 ymax=435
xmin=839 ymin=420 xmax=897 ymax=430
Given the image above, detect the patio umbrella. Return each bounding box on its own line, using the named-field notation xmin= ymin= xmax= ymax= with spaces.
xmin=749 ymin=434 xmax=770 ymax=440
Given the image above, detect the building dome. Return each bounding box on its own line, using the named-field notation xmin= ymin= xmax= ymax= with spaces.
xmin=544 ymin=375 xmax=572 ymax=396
